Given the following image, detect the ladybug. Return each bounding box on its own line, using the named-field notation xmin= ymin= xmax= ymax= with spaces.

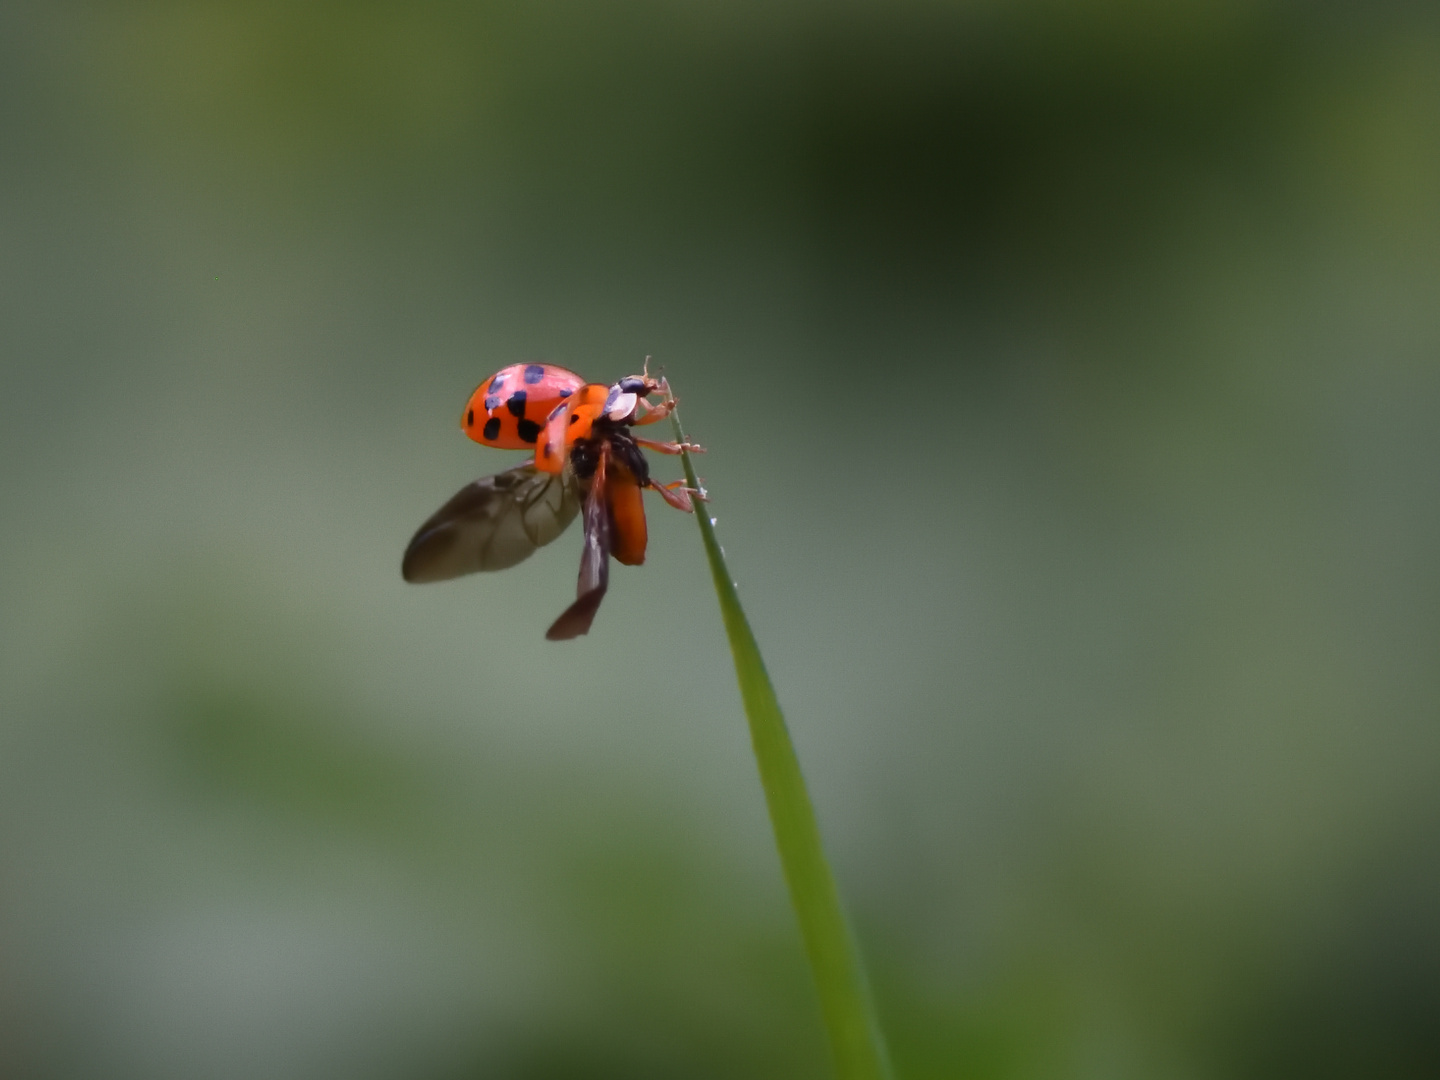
xmin=403 ymin=360 xmax=703 ymax=639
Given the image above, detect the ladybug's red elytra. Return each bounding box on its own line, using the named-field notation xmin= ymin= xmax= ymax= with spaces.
xmin=404 ymin=359 xmax=704 ymax=639
xmin=461 ymin=363 xmax=585 ymax=449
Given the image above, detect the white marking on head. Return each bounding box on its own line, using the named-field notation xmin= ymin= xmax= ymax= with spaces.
xmin=606 ymin=391 xmax=638 ymax=421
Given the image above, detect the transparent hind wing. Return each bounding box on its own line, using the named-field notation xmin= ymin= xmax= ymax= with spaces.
xmin=402 ymin=463 xmax=580 ymax=583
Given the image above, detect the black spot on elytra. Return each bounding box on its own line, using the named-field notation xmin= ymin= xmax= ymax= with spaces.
xmin=484 ymin=395 xmax=499 ymax=411
xmin=524 ymin=364 xmax=545 ymax=384
xmin=558 ymin=387 xmax=573 ymax=398
xmin=507 ymin=391 xmax=527 ymax=417
xmin=569 ymin=414 xmax=579 ymax=425
xmin=482 ymin=417 xmax=501 ymax=440
xmin=466 ymin=409 xmax=474 ymax=427
xmin=516 ymin=418 xmax=541 ymax=443
xmin=488 ymin=374 xmax=505 ymax=393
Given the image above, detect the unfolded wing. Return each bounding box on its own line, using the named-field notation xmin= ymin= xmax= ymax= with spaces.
xmin=402 ymin=463 xmax=579 ymax=583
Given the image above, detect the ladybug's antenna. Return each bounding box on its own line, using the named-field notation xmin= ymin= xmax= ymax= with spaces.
xmin=641 ymin=355 xmax=669 ymax=383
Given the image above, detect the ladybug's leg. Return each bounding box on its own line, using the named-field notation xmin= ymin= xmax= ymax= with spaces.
xmin=631 ymin=397 xmax=676 ymax=427
xmin=631 ymin=375 xmax=682 ymax=426
xmin=633 ymin=435 xmax=705 ymax=455
xmin=645 ymin=478 xmax=704 ymax=513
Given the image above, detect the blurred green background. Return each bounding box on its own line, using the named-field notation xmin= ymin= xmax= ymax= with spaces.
xmin=3 ymin=2 xmax=1439 ymax=1077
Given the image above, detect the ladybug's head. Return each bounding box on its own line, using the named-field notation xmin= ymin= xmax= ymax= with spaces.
xmin=601 ymin=358 xmax=669 ymax=424
xmin=616 ymin=375 xmax=651 ymax=395
xmin=618 ymin=356 xmax=666 ymax=399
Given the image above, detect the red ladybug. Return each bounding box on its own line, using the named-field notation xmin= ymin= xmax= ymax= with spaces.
xmin=403 ymin=361 xmax=703 ymax=639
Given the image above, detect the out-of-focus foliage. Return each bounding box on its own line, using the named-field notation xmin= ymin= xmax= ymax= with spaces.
xmin=2 ymin=2 xmax=1438 ymax=1078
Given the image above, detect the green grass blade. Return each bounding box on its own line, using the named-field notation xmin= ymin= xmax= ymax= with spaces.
xmin=671 ymin=412 xmax=894 ymax=1080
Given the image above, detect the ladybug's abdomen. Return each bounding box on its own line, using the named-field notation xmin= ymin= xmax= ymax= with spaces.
xmin=463 ymin=363 xmax=585 ymax=449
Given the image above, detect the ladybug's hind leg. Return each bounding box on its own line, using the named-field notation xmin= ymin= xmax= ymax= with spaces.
xmin=646 ymin=478 xmax=703 ymax=513
xmin=633 ymin=436 xmax=705 ymax=455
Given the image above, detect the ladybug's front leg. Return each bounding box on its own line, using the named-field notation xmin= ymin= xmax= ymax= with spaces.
xmin=631 ymin=397 xmax=676 ymax=427
xmin=632 ymin=375 xmax=679 ymax=426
